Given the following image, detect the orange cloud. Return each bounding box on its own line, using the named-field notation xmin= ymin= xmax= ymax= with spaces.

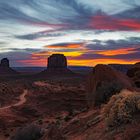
xmin=68 ymin=59 xmax=140 ymax=66
xmin=32 ymin=51 xmax=83 ymax=57
xmin=19 ymin=46 xmax=140 ymax=66
xmin=97 ymin=47 xmax=139 ymax=56
xmin=18 ymin=57 xmax=140 ymax=67
xmin=46 ymin=43 xmax=82 ymax=49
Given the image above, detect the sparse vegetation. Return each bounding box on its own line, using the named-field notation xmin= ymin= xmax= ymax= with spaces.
xmin=102 ymin=89 xmax=140 ymax=128
xmin=64 ymin=115 xmax=73 ymax=122
xmin=94 ymin=81 xmax=123 ymax=106
xmin=11 ymin=124 xmax=43 ymax=140
xmin=0 ymin=81 xmax=23 ymax=106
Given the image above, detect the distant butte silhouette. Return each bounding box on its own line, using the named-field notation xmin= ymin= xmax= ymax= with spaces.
xmin=48 ymin=54 xmax=67 ymax=69
xmin=40 ymin=54 xmax=73 ymax=75
xmin=0 ymin=58 xmax=10 ymax=67
xmin=0 ymin=58 xmax=18 ymax=75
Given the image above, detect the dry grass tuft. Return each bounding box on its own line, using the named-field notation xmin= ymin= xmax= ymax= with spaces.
xmin=102 ymin=89 xmax=140 ymax=127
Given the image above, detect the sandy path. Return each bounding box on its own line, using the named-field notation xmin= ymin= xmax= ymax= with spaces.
xmin=0 ymin=90 xmax=28 ymax=140
xmin=34 ymin=81 xmax=51 ymax=87
xmin=0 ymin=89 xmax=28 ymax=111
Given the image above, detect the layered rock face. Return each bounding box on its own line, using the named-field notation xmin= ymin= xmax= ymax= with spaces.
xmin=87 ymin=64 xmax=133 ymax=107
xmin=48 ymin=54 xmax=67 ymax=69
xmin=0 ymin=58 xmax=18 ymax=75
xmin=40 ymin=54 xmax=73 ymax=75
xmin=127 ymin=62 xmax=140 ymax=88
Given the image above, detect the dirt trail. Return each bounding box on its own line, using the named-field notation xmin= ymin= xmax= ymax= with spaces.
xmin=0 ymin=89 xmax=28 ymax=111
xmin=0 ymin=90 xmax=28 ymax=140
xmin=34 ymin=81 xmax=51 ymax=87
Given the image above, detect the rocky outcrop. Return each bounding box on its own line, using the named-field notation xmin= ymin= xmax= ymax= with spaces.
xmin=40 ymin=54 xmax=73 ymax=75
xmin=109 ymin=64 xmax=132 ymax=73
xmin=0 ymin=58 xmax=18 ymax=75
xmin=87 ymin=64 xmax=133 ymax=107
xmin=127 ymin=62 xmax=140 ymax=88
xmin=41 ymin=124 xmax=65 ymax=140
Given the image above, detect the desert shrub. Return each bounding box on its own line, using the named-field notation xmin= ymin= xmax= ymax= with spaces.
xmin=94 ymin=81 xmax=123 ymax=106
xmin=0 ymin=81 xmax=25 ymax=107
xmin=11 ymin=124 xmax=43 ymax=140
xmin=64 ymin=115 xmax=72 ymax=122
xmin=135 ymin=81 xmax=140 ymax=88
xmin=102 ymin=90 xmax=140 ymax=128
xmin=0 ymin=82 xmax=23 ymax=96
xmin=38 ymin=119 xmax=43 ymax=125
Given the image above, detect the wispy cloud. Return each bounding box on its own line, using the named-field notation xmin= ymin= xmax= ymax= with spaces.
xmin=0 ymin=0 xmax=140 ymax=66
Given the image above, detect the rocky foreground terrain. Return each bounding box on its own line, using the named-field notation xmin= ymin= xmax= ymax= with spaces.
xmin=0 ymin=69 xmax=139 ymax=140
xmin=0 ymin=55 xmax=139 ymax=140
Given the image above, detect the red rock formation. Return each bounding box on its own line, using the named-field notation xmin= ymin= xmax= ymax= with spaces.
xmin=0 ymin=58 xmax=18 ymax=75
xmin=40 ymin=54 xmax=73 ymax=75
xmin=0 ymin=58 xmax=10 ymax=67
xmin=87 ymin=64 xmax=133 ymax=106
xmin=48 ymin=54 xmax=67 ymax=69
xmin=127 ymin=62 xmax=140 ymax=88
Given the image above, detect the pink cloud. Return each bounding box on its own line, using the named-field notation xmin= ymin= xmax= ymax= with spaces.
xmin=89 ymin=14 xmax=140 ymax=31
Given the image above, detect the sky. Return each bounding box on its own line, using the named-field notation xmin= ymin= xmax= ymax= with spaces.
xmin=0 ymin=0 xmax=140 ymax=67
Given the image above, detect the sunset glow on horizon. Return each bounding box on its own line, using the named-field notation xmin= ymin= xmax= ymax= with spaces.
xmin=0 ymin=0 xmax=140 ymax=67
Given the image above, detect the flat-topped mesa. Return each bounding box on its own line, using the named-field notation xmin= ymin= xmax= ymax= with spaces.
xmin=46 ymin=54 xmax=71 ymax=74
xmin=0 ymin=58 xmax=9 ymax=67
xmin=47 ymin=54 xmax=67 ymax=69
xmin=39 ymin=54 xmax=74 ymax=75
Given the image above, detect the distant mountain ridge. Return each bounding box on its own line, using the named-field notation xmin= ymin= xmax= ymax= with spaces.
xmin=13 ymin=64 xmax=132 ymax=74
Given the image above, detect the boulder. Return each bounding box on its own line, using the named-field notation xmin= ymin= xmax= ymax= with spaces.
xmin=127 ymin=62 xmax=140 ymax=88
xmin=87 ymin=64 xmax=133 ymax=107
